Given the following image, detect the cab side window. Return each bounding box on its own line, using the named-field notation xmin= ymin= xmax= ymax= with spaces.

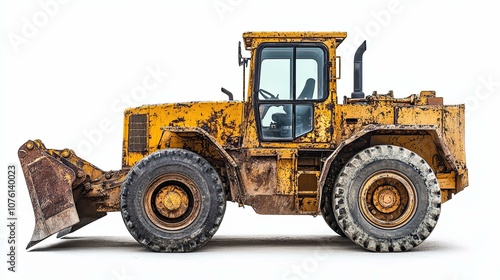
xmin=256 ymin=46 xmax=327 ymax=141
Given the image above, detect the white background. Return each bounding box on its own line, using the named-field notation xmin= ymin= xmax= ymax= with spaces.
xmin=1 ymin=0 xmax=499 ymax=279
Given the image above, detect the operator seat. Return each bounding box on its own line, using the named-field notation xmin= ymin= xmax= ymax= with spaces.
xmin=297 ymin=78 xmax=315 ymax=100
xmin=271 ymin=78 xmax=315 ymax=130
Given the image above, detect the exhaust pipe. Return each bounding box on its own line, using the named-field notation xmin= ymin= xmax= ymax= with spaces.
xmin=351 ymin=41 xmax=367 ymax=99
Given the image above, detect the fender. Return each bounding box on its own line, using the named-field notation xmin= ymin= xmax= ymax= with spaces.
xmin=161 ymin=126 xmax=243 ymax=203
xmin=318 ymin=124 xmax=462 ymax=207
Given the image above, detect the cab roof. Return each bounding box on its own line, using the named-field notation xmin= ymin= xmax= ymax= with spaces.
xmin=242 ymin=31 xmax=347 ymax=50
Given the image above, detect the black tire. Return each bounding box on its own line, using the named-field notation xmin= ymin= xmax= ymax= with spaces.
xmin=120 ymin=148 xmax=226 ymax=252
xmin=333 ymin=145 xmax=441 ymax=252
xmin=321 ymin=182 xmax=346 ymax=237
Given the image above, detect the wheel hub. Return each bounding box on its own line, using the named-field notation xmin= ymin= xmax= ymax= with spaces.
xmin=373 ymin=185 xmax=401 ymax=213
xmin=155 ymin=185 xmax=189 ymax=219
xmin=144 ymin=174 xmax=201 ymax=231
xmin=359 ymin=170 xmax=417 ymax=229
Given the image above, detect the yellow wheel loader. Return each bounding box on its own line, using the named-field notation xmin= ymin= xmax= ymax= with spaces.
xmin=18 ymin=31 xmax=468 ymax=252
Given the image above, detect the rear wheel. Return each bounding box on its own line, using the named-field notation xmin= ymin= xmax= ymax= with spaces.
xmin=333 ymin=145 xmax=441 ymax=252
xmin=121 ymin=149 xmax=226 ymax=252
xmin=321 ymin=182 xmax=346 ymax=237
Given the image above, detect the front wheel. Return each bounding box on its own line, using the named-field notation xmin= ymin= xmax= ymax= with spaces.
xmin=120 ymin=149 xmax=226 ymax=252
xmin=333 ymin=145 xmax=441 ymax=252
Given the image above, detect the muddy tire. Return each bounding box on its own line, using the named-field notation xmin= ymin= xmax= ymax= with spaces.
xmin=321 ymin=182 xmax=346 ymax=237
xmin=120 ymin=149 xmax=226 ymax=252
xmin=333 ymin=145 xmax=441 ymax=252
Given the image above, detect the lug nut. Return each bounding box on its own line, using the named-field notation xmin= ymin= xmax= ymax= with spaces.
xmin=26 ymin=142 xmax=34 ymax=150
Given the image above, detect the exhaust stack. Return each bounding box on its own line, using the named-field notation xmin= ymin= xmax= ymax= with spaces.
xmin=351 ymin=41 xmax=367 ymax=99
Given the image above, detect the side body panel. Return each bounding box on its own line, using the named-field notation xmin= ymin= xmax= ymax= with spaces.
xmin=122 ymin=101 xmax=244 ymax=168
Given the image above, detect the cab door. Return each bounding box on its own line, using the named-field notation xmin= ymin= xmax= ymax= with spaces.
xmin=254 ymin=44 xmax=332 ymax=214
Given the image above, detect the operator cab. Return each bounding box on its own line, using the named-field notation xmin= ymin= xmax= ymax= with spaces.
xmin=241 ymin=31 xmax=346 ymax=146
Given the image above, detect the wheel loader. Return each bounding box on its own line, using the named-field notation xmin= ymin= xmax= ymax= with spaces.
xmin=18 ymin=31 xmax=468 ymax=252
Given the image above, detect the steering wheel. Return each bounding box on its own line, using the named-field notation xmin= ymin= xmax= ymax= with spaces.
xmin=259 ymin=89 xmax=278 ymax=100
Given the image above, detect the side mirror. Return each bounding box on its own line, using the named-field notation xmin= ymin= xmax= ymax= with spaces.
xmin=238 ymin=41 xmax=250 ymax=100
xmin=238 ymin=41 xmax=249 ymax=67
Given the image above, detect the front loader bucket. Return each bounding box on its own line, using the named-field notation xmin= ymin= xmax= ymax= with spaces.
xmin=18 ymin=140 xmax=113 ymax=249
xmin=18 ymin=140 xmax=80 ymax=249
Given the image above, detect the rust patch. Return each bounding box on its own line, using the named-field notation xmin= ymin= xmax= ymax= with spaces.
xmin=427 ymin=97 xmax=443 ymax=105
xmin=27 ymin=157 xmax=76 ymax=219
xmin=173 ymin=102 xmax=193 ymax=108
xmin=18 ymin=140 xmax=79 ymax=249
xmin=239 ymin=156 xmax=277 ymax=195
xmin=169 ymin=117 xmax=186 ymax=126
xmin=246 ymin=195 xmax=296 ymax=214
